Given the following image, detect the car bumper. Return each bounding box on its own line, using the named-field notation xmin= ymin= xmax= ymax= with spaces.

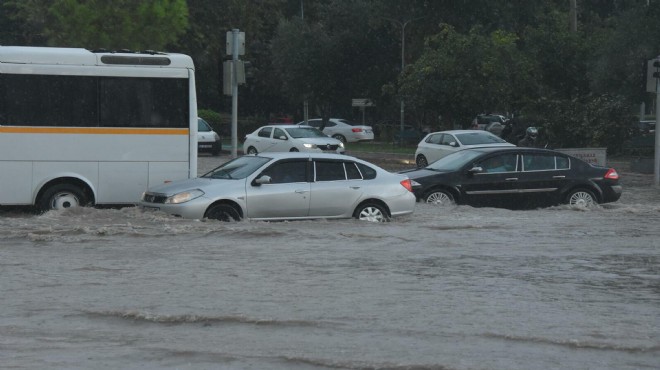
xmin=387 ymin=191 xmax=417 ymax=217
xmin=198 ymin=140 xmax=221 ymax=153
xmin=348 ymin=133 xmax=375 ymax=142
xmin=602 ymin=184 xmax=623 ymax=203
xmin=139 ymin=196 xmax=215 ymax=219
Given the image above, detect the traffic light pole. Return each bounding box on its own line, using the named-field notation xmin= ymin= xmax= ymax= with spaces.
xmin=655 ymin=76 xmax=660 ymax=186
xmin=231 ymin=29 xmax=239 ymax=159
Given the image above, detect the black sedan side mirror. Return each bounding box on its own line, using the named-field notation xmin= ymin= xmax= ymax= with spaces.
xmin=468 ymin=166 xmax=483 ymax=174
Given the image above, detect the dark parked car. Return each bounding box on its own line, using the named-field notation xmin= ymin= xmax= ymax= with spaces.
xmin=401 ymin=147 xmax=622 ymax=209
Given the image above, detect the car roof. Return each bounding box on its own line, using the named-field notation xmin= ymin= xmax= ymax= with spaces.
xmin=428 ymin=129 xmax=498 ymax=135
xmin=250 ymin=152 xmax=361 ymax=161
xmin=261 ymin=124 xmax=309 ymax=129
xmin=465 ymin=146 xmax=561 ymax=155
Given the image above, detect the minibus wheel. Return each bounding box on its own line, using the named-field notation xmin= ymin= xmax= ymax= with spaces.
xmin=37 ymin=183 xmax=89 ymax=212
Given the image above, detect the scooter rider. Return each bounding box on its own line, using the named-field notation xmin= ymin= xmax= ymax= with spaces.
xmin=518 ymin=127 xmax=539 ymax=147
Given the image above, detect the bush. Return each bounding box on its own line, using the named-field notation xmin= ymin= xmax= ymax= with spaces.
xmin=527 ymin=94 xmax=636 ymax=154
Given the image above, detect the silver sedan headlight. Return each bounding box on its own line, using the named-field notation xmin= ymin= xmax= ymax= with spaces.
xmin=165 ymin=189 xmax=205 ymax=204
xmin=339 ymin=142 xmax=345 ymax=148
xmin=303 ymin=143 xmax=317 ymax=149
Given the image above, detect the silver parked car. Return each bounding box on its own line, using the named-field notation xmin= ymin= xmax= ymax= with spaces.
xmin=414 ymin=129 xmax=515 ymax=167
xmin=243 ymin=125 xmax=345 ymax=154
xmin=297 ymin=118 xmax=374 ymax=143
xmin=140 ymin=152 xmax=416 ymax=222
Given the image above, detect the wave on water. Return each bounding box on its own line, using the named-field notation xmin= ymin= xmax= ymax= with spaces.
xmin=276 ymin=355 xmax=457 ymax=370
xmin=82 ymin=309 xmax=338 ymax=328
xmin=482 ymin=332 xmax=660 ymax=353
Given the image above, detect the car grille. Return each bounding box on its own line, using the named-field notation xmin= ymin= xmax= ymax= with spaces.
xmin=142 ymin=193 xmax=168 ymax=204
xmin=319 ymin=144 xmax=339 ymax=151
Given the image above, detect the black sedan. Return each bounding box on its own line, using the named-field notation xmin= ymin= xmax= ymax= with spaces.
xmin=401 ymin=147 xmax=622 ymax=209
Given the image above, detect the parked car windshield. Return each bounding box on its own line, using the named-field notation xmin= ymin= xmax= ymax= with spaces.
xmin=426 ymin=149 xmax=484 ymax=171
xmin=456 ymin=132 xmax=507 ymax=145
xmin=198 ymin=118 xmax=212 ymax=132
xmin=285 ymin=127 xmax=328 ymax=138
xmin=202 ymin=156 xmax=271 ymax=179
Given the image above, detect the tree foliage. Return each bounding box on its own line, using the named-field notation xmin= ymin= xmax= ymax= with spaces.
xmin=2 ymin=0 xmax=659 ymax=150
xmin=44 ymin=0 xmax=188 ymax=50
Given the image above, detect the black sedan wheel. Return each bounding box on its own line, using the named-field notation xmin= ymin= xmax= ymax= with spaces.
xmin=205 ymin=204 xmax=242 ymax=221
xmin=424 ymin=190 xmax=454 ymax=206
xmin=416 ymin=155 xmax=428 ymax=168
xmin=566 ymin=188 xmax=597 ymax=207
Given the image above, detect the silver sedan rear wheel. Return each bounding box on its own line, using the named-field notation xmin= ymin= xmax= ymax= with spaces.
xmin=355 ymin=203 xmax=389 ymax=222
xmin=425 ymin=190 xmax=454 ymax=206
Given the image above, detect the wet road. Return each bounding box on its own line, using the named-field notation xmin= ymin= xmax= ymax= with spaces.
xmin=1 ymin=154 xmax=658 ymax=369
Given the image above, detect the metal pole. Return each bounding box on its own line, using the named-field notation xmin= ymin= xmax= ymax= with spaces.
xmin=654 ymin=70 xmax=660 ymax=186
xmin=400 ymin=22 xmax=407 ymax=145
xmin=231 ymin=29 xmax=239 ymax=158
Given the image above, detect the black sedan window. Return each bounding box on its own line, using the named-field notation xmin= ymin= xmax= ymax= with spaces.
xmin=479 ymin=154 xmax=517 ymax=173
xmin=523 ymin=154 xmax=556 ymax=171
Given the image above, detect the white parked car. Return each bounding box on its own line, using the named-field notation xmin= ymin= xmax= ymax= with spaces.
xmin=243 ymin=125 xmax=345 ymax=155
xmin=140 ymin=152 xmax=417 ymax=222
xmin=298 ymin=118 xmax=374 ymax=143
xmin=414 ymin=130 xmax=515 ymax=167
xmin=197 ymin=117 xmax=222 ymax=156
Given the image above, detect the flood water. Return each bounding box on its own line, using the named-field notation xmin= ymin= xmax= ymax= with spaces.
xmin=1 ymin=156 xmax=659 ymax=369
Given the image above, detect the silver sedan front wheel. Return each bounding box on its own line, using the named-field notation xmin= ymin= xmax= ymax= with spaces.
xmin=425 ymin=190 xmax=454 ymax=206
xmin=355 ymin=203 xmax=389 ymax=222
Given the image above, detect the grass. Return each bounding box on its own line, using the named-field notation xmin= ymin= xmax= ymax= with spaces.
xmin=222 ymin=139 xmax=417 ymax=155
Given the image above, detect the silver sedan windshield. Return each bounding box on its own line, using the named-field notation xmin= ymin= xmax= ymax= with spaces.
xmin=202 ymin=156 xmax=271 ymax=179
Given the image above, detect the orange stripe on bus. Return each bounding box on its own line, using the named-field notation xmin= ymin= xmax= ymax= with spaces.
xmin=0 ymin=127 xmax=189 ymax=135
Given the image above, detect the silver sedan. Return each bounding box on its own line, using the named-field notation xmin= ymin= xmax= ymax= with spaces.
xmin=140 ymin=152 xmax=416 ymax=222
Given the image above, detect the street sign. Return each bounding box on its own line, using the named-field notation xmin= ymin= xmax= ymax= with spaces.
xmin=226 ymin=31 xmax=245 ymax=55
xmin=647 ymin=58 xmax=660 ymax=93
xmin=352 ymin=98 xmax=374 ymax=107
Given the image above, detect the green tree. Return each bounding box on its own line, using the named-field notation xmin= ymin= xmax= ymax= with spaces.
xmin=272 ymin=0 xmax=397 ymax=122
xmin=43 ymin=0 xmax=189 ymax=50
xmin=398 ymin=24 xmax=537 ymax=128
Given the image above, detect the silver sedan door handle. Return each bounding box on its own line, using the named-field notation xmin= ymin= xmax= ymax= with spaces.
xmin=295 ymin=189 xmax=309 ymax=194
xmin=350 ymin=186 xmax=361 ymax=190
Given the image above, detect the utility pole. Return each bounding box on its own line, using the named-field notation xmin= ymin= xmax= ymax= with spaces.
xmin=570 ymin=0 xmax=577 ymax=32
xmin=301 ymin=0 xmax=308 ymax=124
xmin=384 ymin=16 xmax=424 ymax=144
xmin=231 ymin=29 xmax=239 ymax=158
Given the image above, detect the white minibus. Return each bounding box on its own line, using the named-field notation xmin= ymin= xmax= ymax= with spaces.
xmin=0 ymin=46 xmax=198 ymax=210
